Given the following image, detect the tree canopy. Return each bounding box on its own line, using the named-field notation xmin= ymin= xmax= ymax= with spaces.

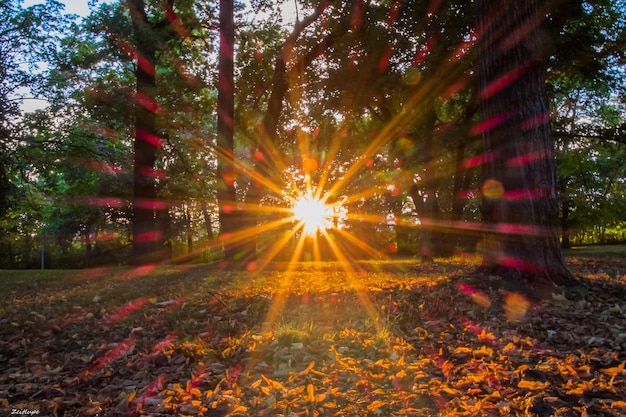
xmin=0 ymin=0 xmax=624 ymax=285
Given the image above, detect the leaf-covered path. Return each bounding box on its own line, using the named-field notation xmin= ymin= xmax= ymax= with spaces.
xmin=1 ymin=254 xmax=625 ymax=416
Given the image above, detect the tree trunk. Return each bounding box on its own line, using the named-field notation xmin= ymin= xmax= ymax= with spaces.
xmin=476 ymin=0 xmax=576 ymax=287
xmin=185 ymin=205 xmax=193 ymax=254
xmin=419 ymin=113 xmax=437 ymax=261
xmin=560 ymin=199 xmax=571 ymax=249
xmin=129 ymin=0 xmax=162 ymax=265
xmin=85 ymin=227 xmax=92 ymax=268
xmin=216 ymin=0 xmax=239 ymax=262
xmin=200 ymin=200 xmax=214 ymax=240
xmin=389 ymin=194 xmax=412 ymax=256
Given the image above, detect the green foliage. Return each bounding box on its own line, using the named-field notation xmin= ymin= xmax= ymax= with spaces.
xmin=1 ymin=0 xmax=626 ymax=267
xmin=1 ymin=0 xmax=222 ymax=267
xmin=0 ymin=0 xmax=68 ymax=218
xmin=547 ymin=0 xmax=626 ymax=246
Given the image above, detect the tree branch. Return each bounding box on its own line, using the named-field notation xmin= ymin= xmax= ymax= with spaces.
xmin=554 ymin=131 xmax=626 ymax=146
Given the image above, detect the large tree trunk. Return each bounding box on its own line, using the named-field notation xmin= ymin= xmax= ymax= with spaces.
xmin=129 ymin=0 xmax=162 ymax=265
xmin=216 ymin=0 xmax=240 ymax=262
xmin=476 ymin=0 xmax=576 ymax=287
xmin=447 ymin=140 xmax=476 ymax=250
xmin=419 ymin=114 xmax=436 ymax=261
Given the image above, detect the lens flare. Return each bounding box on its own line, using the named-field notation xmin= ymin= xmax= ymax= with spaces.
xmin=292 ymin=192 xmax=334 ymax=236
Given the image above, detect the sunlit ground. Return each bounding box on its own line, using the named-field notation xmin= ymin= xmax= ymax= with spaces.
xmin=1 ymin=252 xmax=625 ymax=415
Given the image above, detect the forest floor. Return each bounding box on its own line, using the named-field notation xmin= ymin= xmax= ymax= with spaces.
xmin=1 ymin=247 xmax=625 ymax=417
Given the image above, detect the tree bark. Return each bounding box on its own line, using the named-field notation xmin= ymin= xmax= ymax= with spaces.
xmin=419 ymin=113 xmax=437 ymax=261
xmin=476 ymin=0 xmax=576 ymax=286
xmin=128 ymin=0 xmax=162 ymax=265
xmin=216 ymin=0 xmax=240 ymax=262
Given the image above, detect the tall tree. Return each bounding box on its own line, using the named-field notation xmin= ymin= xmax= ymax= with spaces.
xmin=475 ymin=0 xmax=577 ymax=286
xmin=216 ymin=0 xmax=239 ymax=261
xmin=127 ymin=0 xmax=163 ymax=264
xmin=237 ymin=2 xmax=332 ymax=261
xmin=126 ymin=0 xmax=204 ymax=264
xmin=43 ymin=0 xmax=212 ymax=266
xmin=0 ymin=0 xmax=70 ymax=267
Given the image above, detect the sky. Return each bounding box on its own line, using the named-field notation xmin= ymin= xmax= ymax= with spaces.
xmin=19 ymin=1 xmax=113 ymax=112
xmin=23 ymin=0 xmax=111 ymax=18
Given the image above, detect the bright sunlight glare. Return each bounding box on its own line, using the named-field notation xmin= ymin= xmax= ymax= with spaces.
xmin=292 ymin=193 xmax=334 ymax=236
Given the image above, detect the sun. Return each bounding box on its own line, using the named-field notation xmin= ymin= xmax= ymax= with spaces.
xmin=292 ymin=192 xmax=334 ymax=236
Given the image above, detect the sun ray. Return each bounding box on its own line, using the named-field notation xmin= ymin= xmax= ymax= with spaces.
xmin=313 ymin=128 xmax=349 ymax=198
xmin=339 ymin=185 xmax=391 ymax=206
xmin=324 ymin=52 xmax=473 ymax=203
xmin=335 ymin=228 xmax=388 ymax=260
xmin=317 ymin=228 xmax=389 ymax=336
xmin=213 ymin=59 xmax=472 ymax=267
xmin=252 ymin=227 xmax=301 ymax=272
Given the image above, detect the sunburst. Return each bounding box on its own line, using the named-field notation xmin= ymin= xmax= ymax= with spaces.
xmin=291 ymin=192 xmax=334 ymax=236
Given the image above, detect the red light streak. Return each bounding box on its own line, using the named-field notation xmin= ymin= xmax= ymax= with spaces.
xmin=480 ymin=63 xmax=531 ymax=99
xmin=136 ymin=128 xmax=163 ymax=147
xmin=104 ymin=297 xmax=150 ymax=323
xmin=469 ymin=113 xmax=509 ymax=136
xmin=88 ymin=334 xmax=136 ymax=372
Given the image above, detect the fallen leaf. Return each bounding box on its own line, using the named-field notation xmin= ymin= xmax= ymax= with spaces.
xmin=367 ymin=400 xmax=386 ymax=412
xmin=517 ymin=380 xmax=549 ymax=390
xmin=307 ymin=383 xmax=315 ymax=403
xmin=600 ymin=361 xmax=625 ymax=377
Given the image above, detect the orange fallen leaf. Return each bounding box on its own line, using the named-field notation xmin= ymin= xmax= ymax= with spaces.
xmin=504 ymin=292 xmax=530 ymax=321
xmin=367 ymin=400 xmax=386 ymax=412
xmin=517 ymin=380 xmax=549 ymax=390
xmin=299 ymin=361 xmax=315 ymax=376
xmin=600 ymin=361 xmax=625 ymax=377
xmin=307 ymin=383 xmax=315 ymax=403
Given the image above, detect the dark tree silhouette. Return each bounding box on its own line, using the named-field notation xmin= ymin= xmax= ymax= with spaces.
xmin=476 ymin=0 xmax=577 ymax=287
xmin=216 ymin=0 xmax=239 ymax=262
xmin=128 ymin=0 xmax=163 ymax=265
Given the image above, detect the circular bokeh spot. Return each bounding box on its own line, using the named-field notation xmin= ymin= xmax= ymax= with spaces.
xmin=482 ymin=179 xmax=504 ymax=199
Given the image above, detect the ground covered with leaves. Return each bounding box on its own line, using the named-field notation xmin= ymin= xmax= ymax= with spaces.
xmin=1 ymin=250 xmax=625 ymax=416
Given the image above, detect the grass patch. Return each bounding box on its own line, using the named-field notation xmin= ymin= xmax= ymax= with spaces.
xmin=274 ymin=321 xmax=313 ymax=346
xmin=565 ymin=243 xmax=626 ymax=256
